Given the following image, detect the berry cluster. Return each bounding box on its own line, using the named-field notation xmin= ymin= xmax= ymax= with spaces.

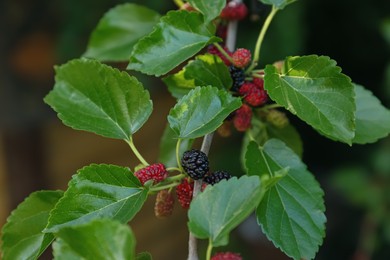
xmin=232 ymin=103 xmax=252 ymax=132
xmin=238 ymin=78 xmax=267 ymax=107
xmin=176 ymin=149 xmax=233 ymax=209
xmin=225 ymin=49 xmax=268 ymax=132
xmin=208 ymin=45 xmax=268 ymax=133
xmin=135 ymin=149 xmax=233 ymax=213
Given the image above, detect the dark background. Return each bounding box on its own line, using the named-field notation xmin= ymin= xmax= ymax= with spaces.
xmin=0 ymin=0 xmax=389 ymax=259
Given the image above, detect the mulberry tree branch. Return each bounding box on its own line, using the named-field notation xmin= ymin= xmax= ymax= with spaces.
xmin=187 ymin=1 xmax=241 ymax=259
xmin=187 ymin=132 xmax=214 ymax=260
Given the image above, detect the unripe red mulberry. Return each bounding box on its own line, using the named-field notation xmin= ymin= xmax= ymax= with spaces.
xmin=134 ymin=163 xmax=168 ymax=185
xmin=233 ymin=104 xmax=252 ymax=132
xmin=176 ymin=179 xmax=194 ymax=209
xmin=220 ymin=1 xmax=248 ymax=21
xmin=238 ymin=82 xmax=267 ymax=107
xmin=232 ymin=48 xmax=251 ymax=68
xmin=211 ymin=252 xmax=242 ymax=260
xmin=154 ymin=190 xmax=174 ymax=218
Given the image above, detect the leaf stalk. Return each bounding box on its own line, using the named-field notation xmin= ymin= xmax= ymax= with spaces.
xmin=126 ymin=137 xmax=149 ymax=166
xmin=176 ymin=138 xmax=183 ymax=172
xmin=213 ymin=43 xmax=234 ymax=63
xmin=246 ymin=6 xmax=278 ymax=73
xmin=173 ymin=0 xmax=184 ymax=8
xmin=206 ymin=239 xmax=213 ymax=260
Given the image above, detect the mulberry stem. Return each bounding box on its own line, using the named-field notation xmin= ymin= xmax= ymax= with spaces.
xmin=126 ymin=137 xmax=149 ymax=166
xmin=188 ymin=0 xmax=241 ymax=258
xmin=173 ymin=0 xmax=184 ymax=8
xmin=149 ymin=182 xmax=179 ymax=193
xmin=246 ymin=6 xmax=278 ymax=73
xmin=188 ymin=133 xmax=215 ymax=260
xmin=206 ymin=239 xmax=213 ymax=260
xmin=166 ymin=167 xmax=181 ymax=172
xmin=176 ymin=138 xmax=184 ymax=172
xmin=213 ymin=43 xmax=234 ymax=63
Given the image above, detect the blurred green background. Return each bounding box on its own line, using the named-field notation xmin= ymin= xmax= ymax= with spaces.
xmin=0 ymin=0 xmax=389 ymax=259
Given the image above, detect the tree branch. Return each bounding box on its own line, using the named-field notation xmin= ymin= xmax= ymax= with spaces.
xmin=187 ymin=0 xmax=241 ymax=258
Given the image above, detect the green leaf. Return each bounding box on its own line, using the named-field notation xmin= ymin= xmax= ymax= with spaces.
xmin=262 ymin=167 xmax=289 ymax=190
xmin=1 ymin=191 xmax=63 ymax=260
xmin=163 ymin=54 xmax=232 ymax=98
xmin=260 ymin=0 xmax=297 ymax=9
xmin=158 ymin=124 xmax=193 ymax=168
xmin=44 ymin=59 xmax=152 ymax=141
xmin=83 ymin=4 xmax=161 ymax=61
xmin=255 ymin=139 xmax=326 ymax=260
xmin=127 ymin=10 xmax=220 ymax=76
xmin=45 ymin=164 xmax=148 ymax=233
xmin=168 ymin=86 xmax=241 ymax=139
xmin=241 ymin=118 xmax=302 ymax=169
xmin=244 ymin=141 xmax=265 ymax=176
xmin=245 ymin=140 xmax=289 ymax=190
xmin=187 ymin=0 xmax=226 ymax=23
xmin=264 ymin=55 xmax=355 ymax=144
xmin=188 ymin=176 xmax=262 ymax=246
xmin=353 ymin=84 xmax=390 ymax=144
xmin=162 ymin=69 xmax=195 ymax=99
xmin=266 ymin=123 xmax=303 ymax=158
xmin=52 ymin=219 xmax=135 ymax=260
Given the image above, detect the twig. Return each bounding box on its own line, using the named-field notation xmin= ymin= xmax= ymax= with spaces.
xmin=226 ymin=0 xmax=242 ymax=52
xmin=187 ymin=133 xmax=214 ymax=260
xmin=187 ymin=1 xmax=241 ymax=258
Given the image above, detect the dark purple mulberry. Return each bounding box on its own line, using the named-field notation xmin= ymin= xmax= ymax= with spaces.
xmin=203 ymin=170 xmax=232 ymax=185
xmin=229 ymin=66 xmax=245 ymax=92
xmin=181 ymin=149 xmax=209 ymax=180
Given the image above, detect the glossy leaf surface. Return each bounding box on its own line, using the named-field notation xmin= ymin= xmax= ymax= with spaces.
xmin=168 ymin=86 xmax=241 ymax=139
xmin=83 ymin=4 xmax=160 ymax=61
xmin=252 ymin=139 xmax=326 ymax=260
xmin=45 ymin=164 xmax=147 ymax=233
xmin=353 ymin=84 xmax=390 ymax=144
xmin=127 ymin=10 xmax=219 ymax=76
xmin=1 ymin=191 xmax=63 ymax=260
xmin=163 ymin=54 xmax=232 ymax=98
xmin=44 ymin=59 xmax=152 ymax=141
xmin=264 ymin=55 xmax=355 ymax=144
xmin=187 ymin=0 xmax=226 ymax=23
xmin=53 ymin=219 xmax=135 ymax=260
xmin=188 ymin=176 xmax=262 ymax=246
